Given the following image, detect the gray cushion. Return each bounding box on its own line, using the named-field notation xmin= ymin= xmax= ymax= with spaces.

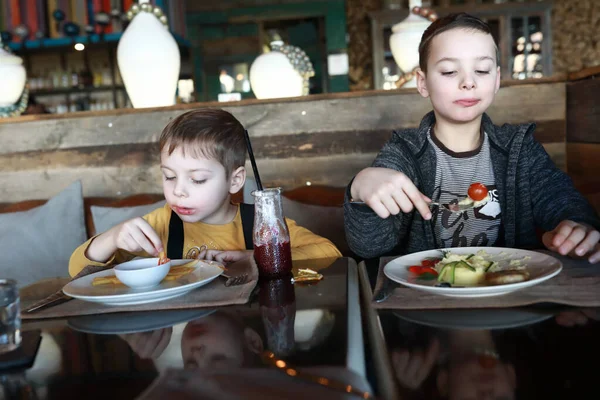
xmin=0 ymin=181 xmax=87 ymax=287
xmin=91 ymin=200 xmax=166 ymax=234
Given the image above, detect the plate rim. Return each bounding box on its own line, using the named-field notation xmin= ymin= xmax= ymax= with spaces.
xmin=63 ymin=259 xmax=224 ymax=302
xmin=383 ymin=247 xmax=562 ymax=295
xmin=67 ymin=309 xmax=216 ymax=335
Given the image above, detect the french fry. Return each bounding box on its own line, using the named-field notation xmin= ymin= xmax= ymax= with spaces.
xmin=158 ymin=250 xmax=170 ymax=265
xmin=92 ymin=275 xmax=122 ymax=286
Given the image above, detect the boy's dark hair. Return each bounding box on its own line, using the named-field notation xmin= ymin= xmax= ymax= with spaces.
xmin=159 ymin=108 xmax=246 ymax=176
xmin=418 ymin=13 xmax=500 ymax=73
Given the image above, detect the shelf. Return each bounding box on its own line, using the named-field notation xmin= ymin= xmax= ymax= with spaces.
xmin=8 ymin=32 xmax=190 ymax=51
xmin=30 ymin=85 xmax=126 ymax=96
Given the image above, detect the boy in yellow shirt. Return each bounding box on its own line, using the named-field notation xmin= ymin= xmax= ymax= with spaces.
xmin=69 ymin=108 xmax=341 ymax=277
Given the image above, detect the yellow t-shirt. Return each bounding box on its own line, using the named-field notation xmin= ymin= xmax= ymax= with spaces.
xmin=69 ymin=203 xmax=341 ymax=277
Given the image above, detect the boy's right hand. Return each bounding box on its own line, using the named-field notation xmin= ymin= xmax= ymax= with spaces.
xmin=350 ymin=167 xmax=432 ymax=220
xmin=113 ymin=217 xmax=163 ymax=256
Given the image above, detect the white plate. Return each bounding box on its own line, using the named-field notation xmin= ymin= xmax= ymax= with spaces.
xmin=393 ymin=309 xmax=552 ymax=330
xmin=67 ymin=309 xmax=216 ymax=335
xmin=384 ymin=247 xmax=562 ymax=298
xmin=63 ymin=259 xmax=224 ymax=306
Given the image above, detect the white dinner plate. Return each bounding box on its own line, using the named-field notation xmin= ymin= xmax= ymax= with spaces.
xmin=393 ymin=308 xmax=553 ymax=330
xmin=383 ymin=247 xmax=562 ymax=298
xmin=63 ymin=259 xmax=224 ymax=306
xmin=67 ymin=309 xmax=216 ymax=335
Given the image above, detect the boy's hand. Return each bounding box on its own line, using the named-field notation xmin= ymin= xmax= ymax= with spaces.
xmin=119 ymin=327 xmax=172 ymax=359
xmin=113 ymin=217 xmax=163 ymax=256
xmin=197 ymin=249 xmax=253 ymax=265
xmin=391 ymin=338 xmax=439 ymax=390
xmin=350 ymin=167 xmax=432 ymax=220
xmin=542 ymin=220 xmax=600 ymax=264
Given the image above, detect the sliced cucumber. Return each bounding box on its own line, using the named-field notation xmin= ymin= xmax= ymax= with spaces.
xmin=437 ymin=262 xmax=456 ymax=282
xmin=455 ymin=261 xmax=476 ymax=272
xmin=485 ymin=261 xmax=498 ymax=272
xmin=466 ymin=254 xmax=475 ymax=260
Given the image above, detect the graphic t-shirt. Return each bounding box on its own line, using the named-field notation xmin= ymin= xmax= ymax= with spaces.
xmin=428 ymin=128 xmax=502 ymax=248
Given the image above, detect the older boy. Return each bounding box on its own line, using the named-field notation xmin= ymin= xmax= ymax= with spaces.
xmin=344 ymin=13 xmax=600 ymax=262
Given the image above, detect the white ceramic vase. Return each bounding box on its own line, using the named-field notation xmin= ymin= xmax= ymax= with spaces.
xmin=117 ymin=1 xmax=180 ymax=108
xmin=389 ymin=0 xmax=432 ymax=88
xmin=249 ymin=48 xmax=304 ymax=100
xmin=0 ymin=48 xmax=26 ymax=108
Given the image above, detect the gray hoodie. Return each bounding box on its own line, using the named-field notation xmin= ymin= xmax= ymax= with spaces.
xmin=344 ymin=111 xmax=600 ymax=259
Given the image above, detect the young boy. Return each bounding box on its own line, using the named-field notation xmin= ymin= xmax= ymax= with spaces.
xmin=344 ymin=13 xmax=600 ymax=263
xmin=69 ymin=108 xmax=341 ymax=276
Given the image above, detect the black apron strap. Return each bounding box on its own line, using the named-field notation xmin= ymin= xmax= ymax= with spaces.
xmin=168 ymin=204 xmax=255 ymax=258
xmin=167 ymin=210 xmax=184 ymax=259
xmin=239 ymin=203 xmax=255 ymax=250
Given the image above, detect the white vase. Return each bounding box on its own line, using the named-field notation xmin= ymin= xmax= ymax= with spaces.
xmin=249 ymin=51 xmax=304 ymax=100
xmin=389 ymin=0 xmax=431 ymax=88
xmin=117 ymin=4 xmax=180 ymax=108
xmin=0 ymin=48 xmax=26 ymax=108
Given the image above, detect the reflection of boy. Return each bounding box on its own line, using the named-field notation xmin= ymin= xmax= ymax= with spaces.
xmin=69 ymin=108 xmax=341 ymax=276
xmin=344 ymin=14 xmax=600 ymax=262
xmin=181 ymin=312 xmax=263 ymax=369
xmin=392 ymin=330 xmax=516 ymax=400
xmin=119 ymin=311 xmax=264 ymax=369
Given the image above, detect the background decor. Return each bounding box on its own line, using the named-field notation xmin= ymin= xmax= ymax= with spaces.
xmin=117 ymin=0 xmax=180 ymax=108
xmin=249 ymin=40 xmax=315 ymax=100
xmin=389 ymin=0 xmax=437 ymax=88
xmin=0 ymin=39 xmax=27 ymax=118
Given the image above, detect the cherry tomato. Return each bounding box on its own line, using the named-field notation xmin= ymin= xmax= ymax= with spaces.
xmin=468 ymin=182 xmax=489 ymax=202
xmin=408 ymin=266 xmax=423 ymax=274
xmin=421 ymin=259 xmax=440 ymax=267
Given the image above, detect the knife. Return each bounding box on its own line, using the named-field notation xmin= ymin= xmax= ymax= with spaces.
xmin=373 ymin=277 xmax=398 ymax=303
xmin=23 ymin=265 xmax=109 ymax=314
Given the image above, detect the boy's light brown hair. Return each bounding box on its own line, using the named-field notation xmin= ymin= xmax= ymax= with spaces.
xmin=418 ymin=13 xmax=500 ymax=73
xmin=159 ymin=108 xmax=246 ymax=176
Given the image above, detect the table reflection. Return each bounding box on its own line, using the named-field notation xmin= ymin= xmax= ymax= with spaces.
xmin=377 ymin=307 xmax=600 ymax=400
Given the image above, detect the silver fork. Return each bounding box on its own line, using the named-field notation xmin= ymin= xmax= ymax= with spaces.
xmin=350 ymin=200 xmax=474 ymax=213
xmin=221 ymin=273 xmax=249 ymax=287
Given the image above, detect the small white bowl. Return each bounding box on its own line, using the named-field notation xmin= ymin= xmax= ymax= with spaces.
xmin=114 ymin=258 xmax=171 ymax=290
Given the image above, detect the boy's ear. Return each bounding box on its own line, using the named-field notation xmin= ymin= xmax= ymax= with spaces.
xmin=229 ymin=166 xmax=246 ymax=194
xmin=416 ymin=69 xmax=429 ymax=98
xmin=494 ymin=66 xmax=501 ymax=94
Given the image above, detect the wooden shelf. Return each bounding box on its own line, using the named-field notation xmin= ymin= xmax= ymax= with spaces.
xmin=8 ymin=32 xmax=190 ymax=51
xmin=30 ymin=86 xmax=126 ymax=96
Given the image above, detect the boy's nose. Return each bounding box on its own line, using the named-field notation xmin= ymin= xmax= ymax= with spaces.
xmin=173 ymin=184 xmax=188 ymax=198
xmin=461 ymin=79 xmax=476 ymax=90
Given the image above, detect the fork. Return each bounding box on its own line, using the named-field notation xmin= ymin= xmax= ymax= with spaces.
xmin=221 ymin=272 xmax=249 ymax=287
xmin=350 ymin=200 xmax=474 ymax=213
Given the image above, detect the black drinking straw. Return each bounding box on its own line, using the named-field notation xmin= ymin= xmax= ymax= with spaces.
xmin=244 ymin=129 xmax=263 ymax=191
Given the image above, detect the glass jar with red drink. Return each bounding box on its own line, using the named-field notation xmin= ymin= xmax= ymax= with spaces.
xmin=252 ymin=188 xmax=293 ymax=278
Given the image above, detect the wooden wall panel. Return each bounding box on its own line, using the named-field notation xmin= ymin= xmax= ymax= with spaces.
xmin=0 ymin=82 xmax=567 ymax=203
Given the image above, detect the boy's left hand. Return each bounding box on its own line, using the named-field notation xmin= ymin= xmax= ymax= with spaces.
xmin=197 ymin=249 xmax=253 ymax=265
xmin=542 ymin=220 xmax=600 ymax=264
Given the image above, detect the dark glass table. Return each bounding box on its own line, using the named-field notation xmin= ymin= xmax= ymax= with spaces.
xmin=359 ymin=259 xmax=600 ymax=400
xmin=6 ymin=257 xmax=367 ymax=399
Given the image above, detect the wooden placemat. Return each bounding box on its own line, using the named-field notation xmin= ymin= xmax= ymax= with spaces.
xmin=372 ymin=251 xmax=600 ymax=309
xmin=20 ymin=258 xmax=258 ymax=320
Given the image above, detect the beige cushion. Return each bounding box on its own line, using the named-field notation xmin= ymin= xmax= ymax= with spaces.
xmin=0 ymin=181 xmax=87 ymax=287
xmin=91 ymin=200 xmax=166 ymax=234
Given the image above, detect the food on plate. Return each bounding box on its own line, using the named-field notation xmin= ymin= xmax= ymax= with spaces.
xmin=485 ymin=270 xmax=530 ymax=285
xmin=92 ymin=261 xmax=196 ymax=286
xmin=406 ymin=250 xmax=531 ymax=287
xmin=434 ymin=251 xmax=493 ymax=286
xmin=457 ymin=182 xmax=490 ymax=209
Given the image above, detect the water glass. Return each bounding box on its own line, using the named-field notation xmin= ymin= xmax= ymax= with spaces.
xmin=0 ymin=280 xmax=21 ymax=353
